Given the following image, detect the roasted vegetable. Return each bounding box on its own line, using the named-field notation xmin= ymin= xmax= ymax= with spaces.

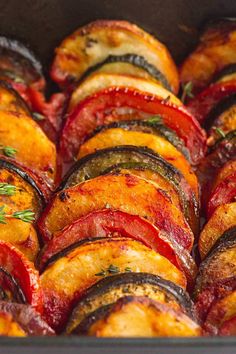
xmin=51 ymin=20 xmax=179 ymax=93
xmin=39 ymin=209 xmax=197 ymax=285
xmin=39 ymin=173 xmax=194 ymax=250
xmin=207 ymin=171 xmax=236 ymax=218
xmin=68 ymin=73 xmax=181 ymax=112
xmin=195 ymin=238 xmax=236 ymax=295
xmin=0 ymin=311 xmax=26 ymax=336
xmin=180 ymin=18 xmax=236 ymax=92
xmin=59 ymin=87 xmax=206 ymax=165
xmin=0 ymin=111 xmax=57 ymax=185
xmin=60 ymin=146 xmax=198 ymax=235
xmin=219 ymin=315 xmax=236 ymax=335
xmin=92 ymin=120 xmax=191 ymax=161
xmin=204 ymin=290 xmax=236 ymax=335
xmin=213 ymin=64 xmax=236 ymax=84
xmin=199 ymin=203 xmax=236 ymax=259
xmin=187 ymin=81 xmax=236 ymax=125
xmin=0 ymin=302 xmax=54 ymax=336
xmin=0 ymin=241 xmax=42 ymax=312
xmin=72 ymin=296 xmax=201 ymax=337
xmin=40 ymin=237 xmax=186 ymax=332
xmin=77 ymin=127 xmax=199 ymax=198
xmin=0 ymin=80 xmax=30 ymax=115
xmin=66 ymin=272 xmax=195 ymax=334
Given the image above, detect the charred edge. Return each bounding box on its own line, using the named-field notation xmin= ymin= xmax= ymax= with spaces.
xmin=207 ymin=226 xmax=236 ymax=256
xmin=209 ymin=130 xmax=236 ymax=152
xmin=0 ymin=80 xmax=31 ymax=115
xmin=0 ymin=158 xmax=46 ymax=207
xmin=212 ymin=64 xmax=236 ymax=83
xmin=0 ymin=266 xmax=27 ymax=304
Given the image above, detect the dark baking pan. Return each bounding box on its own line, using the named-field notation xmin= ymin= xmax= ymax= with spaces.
xmin=0 ymin=0 xmax=236 ymax=352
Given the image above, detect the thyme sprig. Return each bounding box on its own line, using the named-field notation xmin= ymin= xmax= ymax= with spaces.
xmin=0 ymin=206 xmax=35 ymax=224
xmin=0 ymin=145 xmax=17 ymax=158
xmin=95 ymin=264 xmax=132 ymax=277
xmin=0 ymin=183 xmax=16 ymax=196
xmin=181 ymin=81 xmax=194 ymax=103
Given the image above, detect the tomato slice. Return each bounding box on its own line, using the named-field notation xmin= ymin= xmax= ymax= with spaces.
xmin=39 ymin=209 xmax=197 ymax=285
xmin=0 ymin=241 xmax=42 ymax=313
xmin=187 ymin=81 xmax=236 ymax=124
xmin=59 ymin=87 xmax=206 ymax=165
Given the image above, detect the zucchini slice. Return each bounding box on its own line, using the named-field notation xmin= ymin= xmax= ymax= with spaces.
xmin=60 ymin=146 xmax=198 ymax=237
xmin=72 ymin=296 xmax=201 ymax=337
xmin=92 ymin=119 xmax=190 ymax=161
xmin=196 ymin=238 xmax=236 ymax=295
xmin=51 ymin=20 xmax=179 ymax=93
xmin=0 ymin=80 xmax=30 ymax=115
xmin=77 ymin=127 xmax=199 ymax=198
xmin=0 ymin=36 xmax=44 ymax=88
xmin=68 ymin=73 xmax=181 ymax=112
xmin=199 ymin=203 xmax=236 ymax=259
xmin=0 ymin=111 xmax=57 ymax=185
xmin=40 ymin=237 xmax=186 ymax=332
xmin=180 ymin=18 xmax=236 ymax=92
xmin=66 ymin=272 xmax=194 ymax=334
xmin=213 ymin=64 xmax=236 ymax=84
xmin=39 ymin=173 xmax=194 ymax=250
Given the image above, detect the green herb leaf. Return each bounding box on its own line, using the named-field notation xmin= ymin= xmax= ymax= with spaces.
xmin=146 ymin=115 xmax=163 ymax=125
xmin=214 ymin=127 xmax=226 ymax=138
xmin=33 ymin=112 xmax=45 ymax=121
xmin=0 ymin=146 xmax=17 ymax=158
xmin=107 ymin=264 xmax=120 ymax=274
xmin=0 ymin=183 xmax=16 ymax=196
xmin=0 ymin=206 xmax=6 ymax=224
xmin=12 ymin=209 xmax=35 ymax=223
xmin=181 ymin=81 xmax=194 ymax=103
xmin=95 ymin=269 xmax=106 ymax=277
xmin=125 ymin=267 xmax=132 ymax=273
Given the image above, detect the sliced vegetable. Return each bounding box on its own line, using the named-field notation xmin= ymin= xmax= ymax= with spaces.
xmin=0 ymin=241 xmax=42 ymax=312
xmin=0 ymin=311 xmax=26 ymax=336
xmin=68 ymin=73 xmax=181 ymax=112
xmin=204 ymin=290 xmax=236 ymax=335
xmin=0 ymin=302 xmax=54 ymax=336
xmin=60 ymin=146 xmax=198 ymax=235
xmin=195 ymin=238 xmax=236 ymax=295
xmin=59 ymin=87 xmax=206 ymax=165
xmin=72 ymin=296 xmax=201 ymax=337
xmin=0 ymin=80 xmax=30 ymax=115
xmin=40 ymin=237 xmax=186 ymax=332
xmin=0 ymin=111 xmax=57 ymax=185
xmin=66 ymin=272 xmax=195 ymax=334
xmin=199 ymin=203 xmax=236 ymax=259
xmin=51 ymin=20 xmax=179 ymax=93
xmin=207 ymin=171 xmax=236 ymax=218
xmin=39 ymin=209 xmax=197 ymax=285
xmin=180 ymin=18 xmax=236 ymax=92
xmin=219 ymin=315 xmax=236 ymax=335
xmin=187 ymin=81 xmax=236 ymax=124
xmin=77 ymin=127 xmax=199 ymax=198
xmin=39 ymin=173 xmax=194 ymax=250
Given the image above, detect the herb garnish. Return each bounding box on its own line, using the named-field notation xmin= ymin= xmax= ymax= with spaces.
xmin=181 ymin=81 xmax=194 ymax=103
xmin=214 ymin=127 xmax=226 ymax=139
xmin=0 ymin=206 xmax=35 ymax=224
xmin=146 ymin=115 xmax=163 ymax=125
xmin=0 ymin=145 xmax=17 ymax=158
xmin=0 ymin=183 xmax=16 ymax=196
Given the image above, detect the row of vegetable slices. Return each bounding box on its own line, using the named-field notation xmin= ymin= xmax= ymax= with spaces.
xmin=0 ymin=17 xmax=235 ymax=337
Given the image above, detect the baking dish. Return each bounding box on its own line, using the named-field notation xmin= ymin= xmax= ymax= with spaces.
xmin=0 ymin=0 xmax=236 ymax=352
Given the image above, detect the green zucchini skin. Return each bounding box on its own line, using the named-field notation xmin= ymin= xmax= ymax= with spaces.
xmin=78 ymin=54 xmax=172 ymax=92
xmin=92 ymin=119 xmax=191 ymax=161
xmin=66 ymin=272 xmax=195 ymax=334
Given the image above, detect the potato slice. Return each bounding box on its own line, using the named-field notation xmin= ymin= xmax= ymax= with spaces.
xmin=41 ymin=237 xmax=186 ymax=332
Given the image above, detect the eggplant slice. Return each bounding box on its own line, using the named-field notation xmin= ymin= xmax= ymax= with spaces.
xmin=0 ymin=80 xmax=30 ymax=115
xmin=51 ymin=20 xmax=179 ymax=93
xmin=73 ymin=296 xmax=201 ymax=337
xmin=66 ymin=272 xmax=195 ymax=334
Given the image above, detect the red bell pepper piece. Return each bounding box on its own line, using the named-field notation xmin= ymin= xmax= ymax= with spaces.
xmin=59 ymin=87 xmax=206 ymax=165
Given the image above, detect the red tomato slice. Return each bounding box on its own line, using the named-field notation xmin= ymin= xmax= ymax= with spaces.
xmin=39 ymin=209 xmax=197 ymax=286
xmin=187 ymin=81 xmax=236 ymax=124
xmin=0 ymin=241 xmax=42 ymax=313
xmin=59 ymin=87 xmax=206 ymax=165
